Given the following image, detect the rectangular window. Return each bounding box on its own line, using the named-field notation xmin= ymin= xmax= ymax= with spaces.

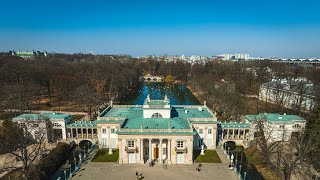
xmin=102 ymin=128 xmax=107 ymax=134
xmin=199 ymin=129 xmax=203 ymax=134
xmin=177 ymin=141 xmax=184 ymax=148
xmin=279 ymin=125 xmax=285 ymax=128
xmin=128 ymin=140 xmax=134 ymax=148
xmin=208 ymin=129 xmax=212 ymax=134
xmin=111 ymin=128 xmax=116 ymax=134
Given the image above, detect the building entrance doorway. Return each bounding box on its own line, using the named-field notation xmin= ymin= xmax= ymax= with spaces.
xmin=153 ymin=147 xmax=159 ymax=159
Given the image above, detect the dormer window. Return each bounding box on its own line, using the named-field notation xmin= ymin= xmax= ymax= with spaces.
xmin=151 ymin=113 xmax=162 ymax=118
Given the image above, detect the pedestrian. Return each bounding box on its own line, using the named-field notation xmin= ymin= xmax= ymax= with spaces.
xmin=136 ymin=171 xmax=138 ymax=177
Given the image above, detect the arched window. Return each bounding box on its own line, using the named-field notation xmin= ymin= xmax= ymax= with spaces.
xmin=151 ymin=113 xmax=163 ymax=118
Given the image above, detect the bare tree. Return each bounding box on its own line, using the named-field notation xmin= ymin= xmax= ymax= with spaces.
xmin=252 ymin=117 xmax=280 ymax=164
xmin=279 ymin=128 xmax=317 ymax=180
xmin=72 ymin=84 xmax=102 ymax=118
xmin=0 ymin=117 xmax=49 ymax=179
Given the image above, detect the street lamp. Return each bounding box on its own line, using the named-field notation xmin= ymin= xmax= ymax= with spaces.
xmin=239 ymin=165 xmax=242 ymax=176
xmin=64 ymin=170 xmax=66 ymax=180
xmin=244 ymin=172 xmax=247 ymax=180
xmin=231 ymin=153 xmax=234 ymax=167
xmin=74 ymin=157 xmax=78 ymax=172
xmin=69 ymin=164 xmax=72 ymax=178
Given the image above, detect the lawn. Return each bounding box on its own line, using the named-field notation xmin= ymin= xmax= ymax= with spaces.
xmin=91 ymin=149 xmax=119 ymax=162
xmin=194 ymin=150 xmax=222 ymax=163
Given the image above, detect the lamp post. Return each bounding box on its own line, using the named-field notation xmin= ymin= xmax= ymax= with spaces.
xmin=230 ymin=153 xmax=234 ymax=167
xmin=69 ymin=164 xmax=72 ymax=178
xmin=244 ymin=172 xmax=247 ymax=180
xmin=64 ymin=170 xmax=66 ymax=180
xmin=74 ymin=158 xmax=77 ymax=172
xmin=239 ymin=165 xmax=242 ymax=176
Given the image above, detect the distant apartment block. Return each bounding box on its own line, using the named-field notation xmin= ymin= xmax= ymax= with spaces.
xmin=259 ymin=78 xmax=318 ymax=111
xmin=11 ymin=50 xmax=47 ymax=59
xmin=217 ymin=53 xmax=250 ymax=61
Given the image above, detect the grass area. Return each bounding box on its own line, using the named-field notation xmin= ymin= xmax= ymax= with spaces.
xmin=91 ymin=149 xmax=119 ymax=162
xmin=194 ymin=150 xmax=222 ymax=163
xmin=0 ymin=111 xmax=22 ymax=121
xmin=244 ymin=147 xmax=282 ymax=180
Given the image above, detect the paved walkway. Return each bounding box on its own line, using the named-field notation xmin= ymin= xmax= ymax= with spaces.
xmin=74 ymin=162 xmax=239 ymax=180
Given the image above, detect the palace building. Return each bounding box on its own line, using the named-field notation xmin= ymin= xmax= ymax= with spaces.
xmin=90 ymin=95 xmax=218 ymax=164
xmin=12 ymin=95 xmax=307 ymax=165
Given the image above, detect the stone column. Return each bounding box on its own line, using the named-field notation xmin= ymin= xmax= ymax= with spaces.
xmin=70 ymin=128 xmax=73 ymax=138
xmin=81 ymin=128 xmax=84 ymax=138
xmin=86 ymin=128 xmax=89 ymax=139
xmin=227 ymin=129 xmax=229 ymax=139
xmin=168 ymin=139 xmax=171 ymax=164
xmin=107 ymin=127 xmax=111 ymax=148
xmin=221 ymin=131 xmax=224 ymax=140
xmin=204 ymin=127 xmax=207 ymax=145
xmin=149 ymin=138 xmax=152 ymax=161
xmin=238 ymin=129 xmax=241 ymax=139
xmin=140 ymin=139 xmax=143 ymax=162
xmin=159 ymin=139 xmax=163 ymax=164
xmin=76 ymin=128 xmax=78 ymax=138
xmin=91 ymin=128 xmax=94 ymax=138
xmin=118 ymin=138 xmax=122 ymax=164
xmin=232 ymin=129 xmax=235 ymax=139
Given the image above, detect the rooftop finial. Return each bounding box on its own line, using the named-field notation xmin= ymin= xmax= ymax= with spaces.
xmin=204 ymin=101 xmax=206 ymax=106
xmin=110 ymin=99 xmax=113 ymax=107
xmin=147 ymin=94 xmax=150 ymax=103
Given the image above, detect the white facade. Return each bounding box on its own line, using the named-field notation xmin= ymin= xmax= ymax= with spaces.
xmin=245 ymin=113 xmax=306 ymax=142
xmin=259 ymin=78 xmax=317 ymax=111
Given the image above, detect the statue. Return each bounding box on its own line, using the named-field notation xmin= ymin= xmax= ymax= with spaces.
xmin=108 ymin=148 xmax=113 ymax=155
xmin=200 ymin=145 xmax=205 ymax=155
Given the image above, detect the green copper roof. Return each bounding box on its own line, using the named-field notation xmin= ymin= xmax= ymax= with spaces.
xmin=101 ymin=107 xmax=143 ymax=118
xmin=13 ymin=112 xmax=70 ymax=121
xmin=12 ymin=114 xmax=39 ymax=120
xmin=122 ymin=117 xmax=190 ymax=129
xmin=98 ymin=104 xmax=216 ymax=134
xmin=246 ymin=113 xmax=305 ymax=124
xmin=96 ymin=120 xmax=125 ymax=124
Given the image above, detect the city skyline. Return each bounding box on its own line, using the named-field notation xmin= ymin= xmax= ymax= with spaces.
xmin=1 ymin=0 xmax=320 ymax=58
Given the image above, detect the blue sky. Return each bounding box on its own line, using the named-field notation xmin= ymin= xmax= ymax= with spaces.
xmin=0 ymin=0 xmax=320 ymax=57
